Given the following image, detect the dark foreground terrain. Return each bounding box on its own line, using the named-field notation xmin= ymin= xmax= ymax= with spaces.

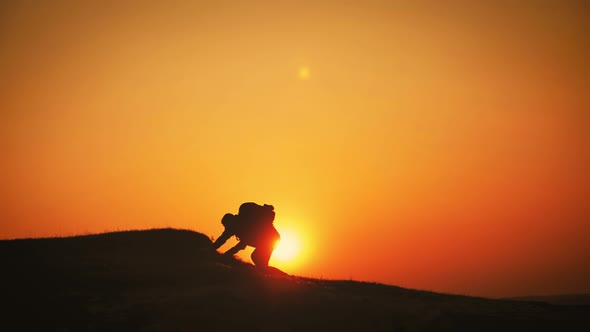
xmin=1 ymin=228 xmax=588 ymax=331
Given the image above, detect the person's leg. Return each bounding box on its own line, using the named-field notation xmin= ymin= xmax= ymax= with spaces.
xmin=251 ymin=245 xmax=272 ymax=268
xmin=251 ymin=225 xmax=280 ymax=268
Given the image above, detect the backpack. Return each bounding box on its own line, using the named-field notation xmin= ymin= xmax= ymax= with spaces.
xmin=238 ymin=202 xmax=275 ymax=225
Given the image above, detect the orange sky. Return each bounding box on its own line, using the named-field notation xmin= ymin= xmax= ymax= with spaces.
xmin=1 ymin=1 xmax=589 ymax=298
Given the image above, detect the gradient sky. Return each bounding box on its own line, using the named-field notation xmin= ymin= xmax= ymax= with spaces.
xmin=1 ymin=1 xmax=589 ymax=298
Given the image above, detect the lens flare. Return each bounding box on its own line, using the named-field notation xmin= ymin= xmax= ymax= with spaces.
xmin=298 ymin=66 xmax=310 ymax=80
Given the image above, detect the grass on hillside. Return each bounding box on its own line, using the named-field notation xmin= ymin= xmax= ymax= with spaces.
xmin=1 ymin=228 xmax=588 ymax=332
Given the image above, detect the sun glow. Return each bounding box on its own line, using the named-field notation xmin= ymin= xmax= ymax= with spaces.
xmin=272 ymin=229 xmax=301 ymax=262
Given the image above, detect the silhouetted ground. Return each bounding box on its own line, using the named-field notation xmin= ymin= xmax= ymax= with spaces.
xmin=1 ymin=228 xmax=588 ymax=331
xmin=504 ymin=294 xmax=590 ymax=306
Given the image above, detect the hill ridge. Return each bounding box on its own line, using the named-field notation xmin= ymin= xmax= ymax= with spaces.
xmin=2 ymin=228 xmax=588 ymax=331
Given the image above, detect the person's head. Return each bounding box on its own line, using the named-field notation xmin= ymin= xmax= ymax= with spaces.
xmin=221 ymin=213 xmax=237 ymax=228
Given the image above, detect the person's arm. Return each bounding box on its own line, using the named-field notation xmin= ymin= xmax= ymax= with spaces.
xmin=212 ymin=229 xmax=232 ymax=250
xmin=224 ymin=241 xmax=247 ymax=256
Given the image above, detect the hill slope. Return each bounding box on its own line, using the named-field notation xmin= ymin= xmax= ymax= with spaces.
xmin=505 ymin=294 xmax=590 ymax=306
xmin=1 ymin=228 xmax=588 ymax=331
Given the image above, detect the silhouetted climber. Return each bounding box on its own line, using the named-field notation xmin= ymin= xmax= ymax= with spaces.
xmin=213 ymin=202 xmax=280 ymax=268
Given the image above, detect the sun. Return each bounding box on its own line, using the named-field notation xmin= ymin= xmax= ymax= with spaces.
xmin=272 ymin=229 xmax=300 ymax=262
